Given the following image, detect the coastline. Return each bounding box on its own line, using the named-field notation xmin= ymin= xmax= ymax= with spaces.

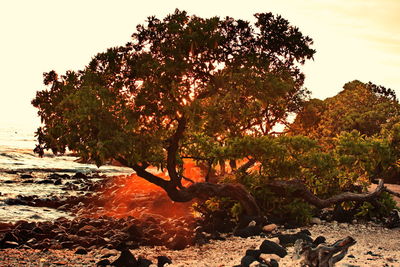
xmin=1 ymin=222 xmax=399 ymax=266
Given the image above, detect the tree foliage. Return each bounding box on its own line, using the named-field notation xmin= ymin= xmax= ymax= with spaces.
xmin=32 ymin=9 xmax=315 ymax=215
xmin=290 ymin=80 xmax=400 ymax=140
xmin=221 ymin=130 xmax=399 ymax=223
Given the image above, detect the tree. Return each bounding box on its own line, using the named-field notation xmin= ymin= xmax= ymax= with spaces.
xmin=289 ymin=80 xmax=400 ymax=141
xmin=32 ymin=9 xmax=316 ymax=216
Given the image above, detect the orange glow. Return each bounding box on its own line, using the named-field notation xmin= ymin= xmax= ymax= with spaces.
xmin=94 ymin=161 xmax=205 ymax=220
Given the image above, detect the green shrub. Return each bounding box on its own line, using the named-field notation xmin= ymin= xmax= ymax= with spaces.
xmin=355 ymin=192 xmax=398 ymax=220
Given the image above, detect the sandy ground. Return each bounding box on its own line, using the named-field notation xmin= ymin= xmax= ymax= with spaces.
xmin=1 ymin=222 xmax=399 ymax=266
xmin=126 ymin=222 xmax=400 ymax=267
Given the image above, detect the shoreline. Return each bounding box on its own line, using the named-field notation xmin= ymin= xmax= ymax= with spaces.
xmin=1 ymin=171 xmax=400 ymax=266
xmin=0 ymin=222 xmax=399 ymax=266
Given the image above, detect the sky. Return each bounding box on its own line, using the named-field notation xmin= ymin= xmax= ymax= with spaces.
xmin=0 ymin=0 xmax=399 ymax=130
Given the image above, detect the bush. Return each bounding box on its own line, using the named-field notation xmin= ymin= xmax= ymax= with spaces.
xmin=355 ymin=192 xmax=398 ymax=220
xmin=191 ymin=197 xmax=238 ymax=233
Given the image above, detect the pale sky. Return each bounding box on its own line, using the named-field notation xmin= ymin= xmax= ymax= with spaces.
xmin=0 ymin=0 xmax=399 ymax=131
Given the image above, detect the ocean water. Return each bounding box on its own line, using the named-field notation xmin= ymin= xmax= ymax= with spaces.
xmin=0 ymin=126 xmax=133 ymax=174
xmin=0 ymin=125 xmax=133 ymax=222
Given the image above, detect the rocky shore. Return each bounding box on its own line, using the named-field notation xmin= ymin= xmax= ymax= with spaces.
xmin=1 ymin=172 xmax=400 ymax=266
xmin=0 ymin=221 xmax=399 ymax=266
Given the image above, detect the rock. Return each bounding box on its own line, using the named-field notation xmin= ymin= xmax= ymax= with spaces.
xmin=234 ymin=225 xmax=262 ymax=238
xmin=245 ymin=249 xmax=262 ymax=259
xmin=248 ymin=220 xmax=257 ymax=227
xmin=54 ymin=178 xmax=62 ymax=185
xmin=157 ymin=256 xmax=172 ymax=267
xmin=267 ymin=259 xmax=279 ymax=267
xmin=262 ymin=224 xmax=277 ymax=232
xmin=124 ymin=223 xmax=143 ymax=241
xmin=2 ymin=232 xmax=19 ymax=242
xmin=101 ymin=253 xmax=117 ymax=258
xmin=73 ymin=172 xmax=87 ymax=179
xmin=57 ymin=204 xmax=70 ymax=211
xmin=237 ymin=215 xmax=268 ymax=229
xmin=14 ymin=229 xmax=32 ymax=241
xmin=4 ymin=198 xmax=28 ymax=205
xmin=32 ymin=226 xmax=44 ymax=234
xmin=312 ymin=236 xmax=326 ymax=246
xmin=241 ymin=255 xmax=258 ymax=267
xmin=210 ymin=232 xmax=226 ymax=241
xmin=78 ymin=224 xmax=96 ymax=233
xmin=20 ymin=174 xmax=33 ymax=179
xmin=3 ymin=241 xmax=19 ymax=248
xmin=366 ymin=250 xmax=381 ymax=257
xmin=61 ymin=241 xmax=75 ymax=249
xmin=15 ymin=220 xmax=36 ymax=231
xmin=277 ymin=232 xmax=313 ymax=247
xmin=259 ymin=240 xmax=287 ymax=258
xmin=299 ymin=229 xmax=311 ymax=236
xmin=3 ymin=180 xmax=17 ymax=184
xmin=75 ymin=246 xmax=88 ymax=254
xmin=269 ymin=237 xmax=280 ymax=245
xmin=111 ymin=249 xmax=137 ymax=267
xmin=310 ymin=217 xmax=322 ymax=225
xmin=166 ymin=234 xmax=189 ymax=250
xmin=97 ymin=259 xmax=111 ymax=266
xmin=35 ymin=179 xmax=54 ymax=184
xmin=137 ymin=257 xmax=153 ymax=267
xmin=48 ymin=173 xmax=70 ymax=179
xmin=26 ymin=238 xmax=37 ymax=245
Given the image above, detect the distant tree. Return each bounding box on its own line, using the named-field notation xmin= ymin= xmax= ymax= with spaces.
xmin=32 ymin=9 xmax=315 ymax=216
xmin=289 ymin=80 xmax=400 ymax=141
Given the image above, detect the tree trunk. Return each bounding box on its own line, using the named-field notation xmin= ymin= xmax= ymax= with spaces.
xmin=116 ymin=157 xmax=260 ymax=217
xmin=165 ymin=182 xmax=261 ymax=217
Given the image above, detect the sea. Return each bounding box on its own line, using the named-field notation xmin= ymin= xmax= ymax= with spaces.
xmin=0 ymin=125 xmax=133 ymax=223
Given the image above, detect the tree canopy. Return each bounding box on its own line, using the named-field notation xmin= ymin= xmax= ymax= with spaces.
xmin=32 ymin=10 xmax=316 ymax=215
xmin=289 ymin=80 xmax=400 ymax=141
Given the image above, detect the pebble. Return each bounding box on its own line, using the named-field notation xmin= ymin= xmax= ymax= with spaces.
xmin=310 ymin=217 xmax=322 ymax=225
xmin=262 ymin=224 xmax=277 ymax=232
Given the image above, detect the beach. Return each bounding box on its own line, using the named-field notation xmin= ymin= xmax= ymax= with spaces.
xmin=1 ymin=126 xmax=400 ymax=266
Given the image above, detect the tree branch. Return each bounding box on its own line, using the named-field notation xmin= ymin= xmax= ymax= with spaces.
xmin=268 ymin=179 xmax=385 ymax=209
xmin=385 ymin=187 xmax=400 ymax=198
xmin=115 ymin=156 xmax=170 ymax=189
xmin=236 ymin=158 xmax=257 ymax=174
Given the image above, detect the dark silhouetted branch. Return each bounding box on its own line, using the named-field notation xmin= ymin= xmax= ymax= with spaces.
xmin=269 ymin=179 xmax=385 ymax=209
xmin=385 ymin=187 xmax=400 ymax=198
xmin=236 ymin=158 xmax=257 ymax=174
xmin=116 ymin=157 xmax=170 ymax=189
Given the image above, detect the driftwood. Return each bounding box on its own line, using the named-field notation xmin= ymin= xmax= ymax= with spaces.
xmin=295 ymin=236 xmax=356 ymax=267
xmin=268 ymin=179 xmax=386 ymax=208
